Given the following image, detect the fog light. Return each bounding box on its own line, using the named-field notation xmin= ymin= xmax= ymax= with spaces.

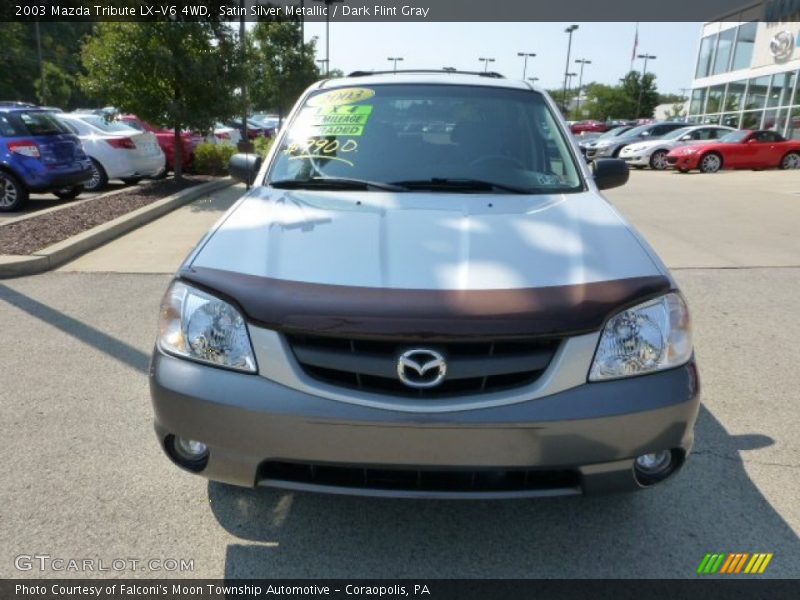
xmin=634 ymin=450 xmax=676 ymax=486
xmin=175 ymin=437 xmax=208 ymax=459
xmin=167 ymin=435 xmax=209 ymax=472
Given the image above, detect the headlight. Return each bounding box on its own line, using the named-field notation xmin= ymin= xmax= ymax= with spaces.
xmin=681 ymin=147 xmax=698 ymax=154
xmin=158 ymin=281 xmax=257 ymax=373
xmin=589 ymin=293 xmax=692 ymax=381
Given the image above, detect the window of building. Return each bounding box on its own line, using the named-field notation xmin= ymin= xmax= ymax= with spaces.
xmin=721 ymin=113 xmax=741 ymax=128
xmin=689 ymin=88 xmax=707 ymax=115
xmin=713 ymin=27 xmax=737 ymax=75
xmin=731 ymin=22 xmax=757 ymax=71
xmin=741 ymin=111 xmax=762 ymax=129
xmin=769 ymin=71 xmax=797 ymax=108
xmin=696 ymin=34 xmax=717 ymax=78
xmin=745 ymin=76 xmax=770 ymax=111
xmin=724 ymin=80 xmax=747 ymax=112
xmin=706 ymin=85 xmax=726 ymax=113
xmin=787 ymin=106 xmax=800 ymax=140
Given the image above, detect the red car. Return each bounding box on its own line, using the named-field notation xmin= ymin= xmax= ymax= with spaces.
xmin=570 ymin=120 xmax=609 ymax=134
xmin=667 ymin=129 xmax=800 ymax=173
xmin=116 ymin=115 xmax=202 ymax=171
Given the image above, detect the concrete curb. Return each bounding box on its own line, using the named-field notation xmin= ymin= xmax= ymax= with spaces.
xmin=0 ymin=178 xmax=234 ymax=279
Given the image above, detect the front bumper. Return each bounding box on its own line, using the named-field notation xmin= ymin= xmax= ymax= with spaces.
xmin=150 ymin=350 xmax=701 ymax=498
xmin=667 ymin=155 xmax=699 ymax=170
xmin=620 ymin=153 xmax=649 ymax=166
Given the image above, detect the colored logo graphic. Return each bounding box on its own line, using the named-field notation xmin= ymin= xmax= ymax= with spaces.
xmin=697 ymin=552 xmax=773 ymax=574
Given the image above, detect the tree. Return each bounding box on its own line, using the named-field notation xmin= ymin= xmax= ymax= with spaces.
xmin=250 ymin=21 xmax=320 ymax=119
xmin=581 ymin=71 xmax=659 ymax=120
xmin=81 ymin=22 xmax=239 ymax=179
xmin=35 ymin=62 xmax=72 ymax=107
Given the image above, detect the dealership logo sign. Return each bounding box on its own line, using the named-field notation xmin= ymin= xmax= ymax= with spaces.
xmin=770 ymin=30 xmax=796 ymax=60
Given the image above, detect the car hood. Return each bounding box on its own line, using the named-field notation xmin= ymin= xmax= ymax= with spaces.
xmin=621 ymin=139 xmax=671 ymax=151
xmin=668 ymin=143 xmax=717 ymax=155
xmin=188 ymin=187 xmax=662 ymax=292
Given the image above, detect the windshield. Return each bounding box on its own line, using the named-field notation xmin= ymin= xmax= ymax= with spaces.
xmin=598 ymin=126 xmax=631 ymax=139
xmin=663 ymin=127 xmax=694 ymax=140
xmin=718 ymin=130 xmax=749 ymax=143
xmin=622 ymin=123 xmax=655 ymax=138
xmin=17 ymin=111 xmax=71 ymax=135
xmin=268 ymin=84 xmax=583 ymax=194
xmin=77 ymin=114 xmax=136 ymax=133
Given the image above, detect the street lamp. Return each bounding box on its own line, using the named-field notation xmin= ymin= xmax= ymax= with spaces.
xmin=478 ymin=57 xmax=496 ymax=72
xmin=636 ymin=53 xmax=657 ymax=118
xmin=517 ymin=52 xmax=536 ymax=80
xmin=574 ymin=58 xmax=592 ymax=117
xmin=316 ymin=58 xmax=329 ymax=75
xmin=320 ymin=0 xmax=344 ymax=76
xmin=562 ymin=24 xmax=579 ymax=112
xmin=387 ymin=57 xmax=404 ymax=72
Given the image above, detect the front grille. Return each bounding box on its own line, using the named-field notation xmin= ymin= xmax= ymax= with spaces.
xmin=286 ymin=334 xmax=560 ymax=398
xmin=259 ymin=461 xmax=581 ymax=494
xmin=666 ymin=156 xmax=679 ymax=164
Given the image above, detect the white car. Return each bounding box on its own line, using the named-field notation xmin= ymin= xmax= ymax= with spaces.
xmin=206 ymin=122 xmax=241 ymax=146
xmin=619 ymin=125 xmax=735 ymax=170
xmin=56 ymin=113 xmax=166 ymax=191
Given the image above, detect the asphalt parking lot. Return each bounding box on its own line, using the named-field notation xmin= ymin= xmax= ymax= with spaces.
xmin=1 ymin=171 xmax=798 ymax=578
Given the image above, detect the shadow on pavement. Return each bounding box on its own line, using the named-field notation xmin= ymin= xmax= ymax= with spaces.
xmin=209 ymin=405 xmax=799 ymax=578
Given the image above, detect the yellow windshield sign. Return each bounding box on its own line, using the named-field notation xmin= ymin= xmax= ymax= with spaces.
xmin=307 ymin=87 xmax=375 ymax=107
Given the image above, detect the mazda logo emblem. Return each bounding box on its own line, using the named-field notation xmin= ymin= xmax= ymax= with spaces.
xmin=770 ymin=31 xmax=795 ymax=61
xmin=396 ymin=349 xmax=447 ymax=389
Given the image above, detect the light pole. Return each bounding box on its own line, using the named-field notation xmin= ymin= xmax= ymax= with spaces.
xmin=565 ymin=72 xmax=578 ymax=116
xmin=636 ymin=53 xmax=657 ymax=118
xmin=517 ymin=52 xmax=536 ymax=80
xmin=574 ymin=58 xmax=591 ymax=117
xmin=321 ymin=0 xmax=344 ymax=76
xmin=478 ymin=57 xmax=496 ymax=72
xmin=387 ymin=57 xmax=404 ymax=72
xmin=562 ymin=24 xmax=579 ymax=112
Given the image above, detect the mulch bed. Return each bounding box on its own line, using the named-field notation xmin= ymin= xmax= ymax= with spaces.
xmin=0 ymin=176 xmax=214 ymax=256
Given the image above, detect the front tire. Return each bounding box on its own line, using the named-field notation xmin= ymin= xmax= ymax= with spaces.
xmin=780 ymin=152 xmax=800 ymax=170
xmin=121 ymin=177 xmax=142 ymax=185
xmin=84 ymin=158 xmax=108 ymax=192
xmin=53 ymin=186 xmax=83 ymax=200
xmin=0 ymin=171 xmax=28 ymax=212
xmin=649 ymin=149 xmax=669 ymax=170
xmin=699 ymin=152 xmax=723 ymax=173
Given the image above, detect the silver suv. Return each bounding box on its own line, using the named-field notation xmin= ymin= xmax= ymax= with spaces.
xmin=150 ymin=72 xmax=699 ymax=498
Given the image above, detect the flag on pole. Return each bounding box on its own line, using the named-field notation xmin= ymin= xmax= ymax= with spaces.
xmin=630 ymin=22 xmax=639 ymax=72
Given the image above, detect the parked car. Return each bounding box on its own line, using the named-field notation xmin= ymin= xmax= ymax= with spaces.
xmin=250 ymin=115 xmax=279 ymax=135
xmin=150 ymin=72 xmax=699 ymax=497
xmin=56 ymin=113 xmax=166 ymax=191
xmin=570 ymin=120 xmax=608 ymax=134
xmin=226 ymin=118 xmax=271 ymax=140
xmin=0 ymin=105 xmax=92 ymax=211
xmin=205 ymin=122 xmax=241 ymax=146
xmin=578 ymin=125 xmax=633 ymax=161
xmin=619 ymin=124 xmax=735 ymax=170
xmin=116 ymin=114 xmax=198 ymax=171
xmin=585 ymin=121 xmax=687 ymax=160
xmin=667 ymin=129 xmax=800 ymax=173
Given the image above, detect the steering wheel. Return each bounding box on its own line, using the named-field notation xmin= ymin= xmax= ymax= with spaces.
xmin=469 ymin=154 xmax=525 ymax=170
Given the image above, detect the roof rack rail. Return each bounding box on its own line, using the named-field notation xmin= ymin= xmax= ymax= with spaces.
xmin=0 ymin=101 xmax=38 ymax=108
xmin=347 ymin=69 xmax=504 ymax=79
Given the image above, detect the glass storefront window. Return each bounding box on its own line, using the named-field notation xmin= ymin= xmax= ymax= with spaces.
xmin=741 ymin=110 xmax=762 ymax=129
xmin=769 ymin=71 xmax=797 ymax=108
xmin=703 ymin=114 xmax=722 ymax=124
xmin=721 ymin=113 xmax=741 ymax=128
xmin=787 ymin=106 xmax=800 ymax=140
xmin=696 ymin=34 xmax=717 ymax=78
xmin=713 ymin=27 xmax=737 ymax=75
xmin=745 ymin=76 xmax=770 ymax=111
xmin=690 ymin=88 xmax=707 ymax=115
xmin=706 ymin=85 xmax=726 ymax=113
xmin=724 ymin=80 xmax=747 ymax=112
xmin=731 ymin=22 xmax=757 ymax=71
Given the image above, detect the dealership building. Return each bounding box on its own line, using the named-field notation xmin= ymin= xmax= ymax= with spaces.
xmin=689 ymin=1 xmax=800 ymax=138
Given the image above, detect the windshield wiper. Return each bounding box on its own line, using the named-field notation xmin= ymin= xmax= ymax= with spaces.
xmin=391 ymin=178 xmax=531 ymax=194
xmin=269 ymin=177 xmax=407 ymax=192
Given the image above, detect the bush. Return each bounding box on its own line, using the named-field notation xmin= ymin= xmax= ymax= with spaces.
xmin=253 ymin=136 xmax=274 ymax=158
xmin=193 ymin=142 xmax=237 ymax=176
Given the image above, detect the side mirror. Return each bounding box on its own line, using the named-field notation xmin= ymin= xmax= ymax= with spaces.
xmin=640 ymin=131 xmax=650 ymax=137
xmin=680 ymin=135 xmax=692 ymax=141
xmin=746 ymin=138 xmax=758 ymax=144
xmin=593 ymin=158 xmax=629 ymax=190
xmin=228 ymin=153 xmax=262 ymax=185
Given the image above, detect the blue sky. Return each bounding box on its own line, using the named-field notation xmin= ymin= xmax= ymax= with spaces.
xmin=300 ymin=22 xmax=704 ymax=95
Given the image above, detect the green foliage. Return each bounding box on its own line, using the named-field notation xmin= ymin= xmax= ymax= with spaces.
xmin=581 ymin=71 xmax=659 ymax=120
xmin=35 ymin=62 xmax=72 ymax=107
xmin=193 ymin=142 xmax=237 ymax=176
xmin=0 ymin=22 xmax=94 ymax=108
xmin=81 ymin=22 xmax=240 ymax=178
xmin=253 ymin=136 xmax=274 ymax=158
xmin=250 ymin=21 xmax=321 ymax=118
